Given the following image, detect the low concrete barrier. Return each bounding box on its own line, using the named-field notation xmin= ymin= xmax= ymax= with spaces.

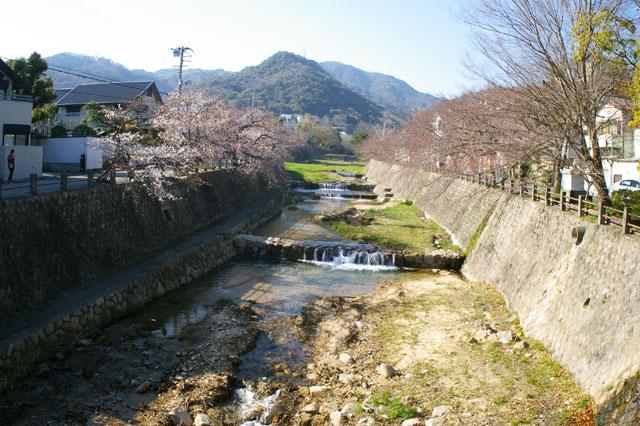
xmin=233 ymin=234 xmax=465 ymax=270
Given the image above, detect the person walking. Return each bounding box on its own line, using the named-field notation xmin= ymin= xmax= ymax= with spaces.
xmin=7 ymin=149 xmax=15 ymax=182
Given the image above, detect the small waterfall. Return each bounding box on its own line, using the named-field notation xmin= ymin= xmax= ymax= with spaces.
xmin=335 ymin=170 xmax=361 ymax=178
xmin=319 ymin=182 xmax=347 ymax=191
xmin=307 ymin=246 xmax=396 ymax=271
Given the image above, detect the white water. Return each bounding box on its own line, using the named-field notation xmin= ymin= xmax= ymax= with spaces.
xmin=302 ymin=246 xmax=397 ymax=271
xmin=292 ymin=187 xmax=374 ymax=199
xmin=318 ymin=182 xmax=347 ymax=190
xmin=237 ymin=387 xmax=282 ymax=426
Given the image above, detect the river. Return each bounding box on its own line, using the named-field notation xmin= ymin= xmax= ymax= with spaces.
xmin=118 ymin=192 xmax=419 ymax=424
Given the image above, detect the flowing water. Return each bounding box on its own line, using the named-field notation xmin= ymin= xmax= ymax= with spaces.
xmin=120 ymin=193 xmax=414 ymax=424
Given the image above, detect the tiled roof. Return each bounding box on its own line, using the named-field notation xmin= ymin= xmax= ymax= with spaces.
xmin=56 ymin=81 xmax=157 ymax=106
xmin=54 ymin=88 xmax=72 ymax=103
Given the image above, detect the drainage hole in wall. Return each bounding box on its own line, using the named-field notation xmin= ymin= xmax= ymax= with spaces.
xmin=162 ymin=207 xmax=174 ymax=221
xmin=583 ymin=297 xmax=591 ymax=308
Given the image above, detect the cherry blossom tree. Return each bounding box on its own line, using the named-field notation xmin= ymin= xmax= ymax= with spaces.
xmin=87 ymin=92 xmax=302 ymax=200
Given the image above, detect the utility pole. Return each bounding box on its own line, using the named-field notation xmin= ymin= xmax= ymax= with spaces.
xmin=171 ymin=46 xmax=193 ymax=95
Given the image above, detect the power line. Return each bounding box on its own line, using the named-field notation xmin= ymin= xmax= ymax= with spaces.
xmin=1 ymin=55 xmax=173 ymax=96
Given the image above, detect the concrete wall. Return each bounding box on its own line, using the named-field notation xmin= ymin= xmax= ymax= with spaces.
xmin=0 ymin=97 xmax=32 ymax=130
xmin=0 ymin=187 xmax=284 ymax=392
xmin=0 ymin=145 xmax=43 ymax=180
xmin=0 ymin=168 xmax=280 ymax=322
xmin=40 ymin=137 xmax=103 ymax=172
xmin=365 ymin=159 xmax=640 ymax=424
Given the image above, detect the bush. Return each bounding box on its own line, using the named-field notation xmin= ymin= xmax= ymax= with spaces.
xmin=50 ymin=125 xmax=68 ymax=138
xmin=71 ymin=124 xmax=97 ymax=137
xmin=611 ymin=190 xmax=640 ymax=215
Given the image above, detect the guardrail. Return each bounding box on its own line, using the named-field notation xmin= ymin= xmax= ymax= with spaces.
xmin=0 ymin=93 xmax=32 ymax=102
xmin=455 ymin=172 xmax=639 ymax=235
xmin=0 ymin=164 xmax=238 ymax=201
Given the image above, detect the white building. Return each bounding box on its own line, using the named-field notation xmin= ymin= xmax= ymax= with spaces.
xmin=562 ymin=101 xmax=640 ymax=195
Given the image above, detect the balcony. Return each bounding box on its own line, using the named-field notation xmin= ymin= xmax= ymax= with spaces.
xmin=0 ymin=93 xmax=32 ymax=102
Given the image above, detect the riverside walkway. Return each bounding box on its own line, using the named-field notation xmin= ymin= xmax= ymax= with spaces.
xmin=0 ymin=189 xmax=278 ymax=352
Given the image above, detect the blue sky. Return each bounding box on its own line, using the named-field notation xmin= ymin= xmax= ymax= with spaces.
xmin=1 ymin=0 xmax=472 ymax=97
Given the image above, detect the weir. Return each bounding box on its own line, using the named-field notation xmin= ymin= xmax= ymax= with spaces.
xmin=233 ymin=234 xmax=464 ymax=270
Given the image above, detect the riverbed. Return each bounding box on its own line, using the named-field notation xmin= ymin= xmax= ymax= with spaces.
xmin=0 ymin=192 xmax=416 ymax=425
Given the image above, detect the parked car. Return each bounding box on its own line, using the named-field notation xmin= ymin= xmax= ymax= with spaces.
xmin=610 ymin=179 xmax=640 ymax=192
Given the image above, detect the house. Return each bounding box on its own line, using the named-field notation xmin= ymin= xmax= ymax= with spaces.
xmin=37 ymin=81 xmax=163 ymax=172
xmin=562 ymin=100 xmax=640 ymax=195
xmin=0 ymin=58 xmax=43 ymax=180
xmin=280 ymin=113 xmax=303 ymax=129
xmin=54 ymin=81 xmax=163 ymax=126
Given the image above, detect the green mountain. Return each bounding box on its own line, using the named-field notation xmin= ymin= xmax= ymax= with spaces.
xmin=320 ymin=61 xmax=439 ymax=113
xmin=193 ymin=52 xmax=383 ymax=128
xmin=44 ymin=52 xmax=226 ymax=94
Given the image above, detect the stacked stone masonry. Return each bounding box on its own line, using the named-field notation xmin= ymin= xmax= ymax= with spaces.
xmin=0 ymin=169 xmax=285 ymax=392
xmin=0 ymin=169 xmax=269 ymax=321
xmin=365 ymin=160 xmax=640 ymax=424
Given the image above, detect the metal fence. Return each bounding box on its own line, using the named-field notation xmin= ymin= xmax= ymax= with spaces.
xmin=0 ymin=164 xmax=237 ymax=201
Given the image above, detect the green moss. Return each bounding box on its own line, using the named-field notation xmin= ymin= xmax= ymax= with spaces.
xmin=465 ymin=207 xmax=494 ymax=256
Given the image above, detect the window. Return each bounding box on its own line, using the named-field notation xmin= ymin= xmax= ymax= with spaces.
xmin=2 ymin=124 xmax=30 ymax=146
xmin=613 ymin=174 xmax=622 ymax=183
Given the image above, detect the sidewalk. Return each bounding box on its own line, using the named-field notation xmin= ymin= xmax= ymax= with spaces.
xmin=0 ymin=171 xmax=132 ymax=200
xmin=0 ymin=188 xmax=279 ymax=350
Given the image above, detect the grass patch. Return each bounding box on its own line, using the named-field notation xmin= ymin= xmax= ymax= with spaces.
xmin=285 ymin=161 xmax=364 ymax=183
xmin=371 ymin=391 xmax=417 ymax=420
xmin=331 ymin=203 xmax=459 ymax=252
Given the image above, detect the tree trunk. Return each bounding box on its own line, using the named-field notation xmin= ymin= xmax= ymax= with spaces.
xmin=587 ymin=129 xmax=611 ymax=205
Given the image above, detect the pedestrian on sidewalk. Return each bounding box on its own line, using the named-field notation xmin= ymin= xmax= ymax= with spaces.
xmin=7 ymin=149 xmax=15 ymax=182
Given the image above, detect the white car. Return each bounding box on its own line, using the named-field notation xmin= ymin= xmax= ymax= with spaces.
xmin=610 ymin=179 xmax=640 ymax=192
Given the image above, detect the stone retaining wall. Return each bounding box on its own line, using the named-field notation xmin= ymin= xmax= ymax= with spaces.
xmin=365 ymin=159 xmax=640 ymax=424
xmin=0 ymin=169 xmax=274 ymax=322
xmin=0 ymin=186 xmax=284 ymax=392
xmin=233 ymin=234 xmax=464 ymax=270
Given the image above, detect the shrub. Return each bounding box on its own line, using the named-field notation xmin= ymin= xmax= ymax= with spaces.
xmin=611 ymin=190 xmax=640 ymax=215
xmin=71 ymin=124 xmax=97 ymax=137
xmin=50 ymin=125 xmax=68 ymax=138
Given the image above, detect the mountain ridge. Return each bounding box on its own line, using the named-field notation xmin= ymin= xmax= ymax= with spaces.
xmin=320 ymin=61 xmax=439 ymax=113
xmin=192 ymin=51 xmax=384 ymax=129
xmin=42 ymin=52 xmax=439 ymax=127
xmin=44 ymin=52 xmax=226 ymax=94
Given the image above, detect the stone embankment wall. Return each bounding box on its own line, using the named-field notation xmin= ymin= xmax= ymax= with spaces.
xmin=365 ymin=160 xmax=640 ymax=424
xmin=0 ymin=169 xmax=271 ymax=322
xmin=0 ymin=173 xmax=284 ymax=392
xmin=233 ymin=234 xmax=464 ymax=270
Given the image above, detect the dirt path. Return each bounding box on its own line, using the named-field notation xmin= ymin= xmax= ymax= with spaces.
xmin=293 ymin=272 xmax=593 ymax=426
